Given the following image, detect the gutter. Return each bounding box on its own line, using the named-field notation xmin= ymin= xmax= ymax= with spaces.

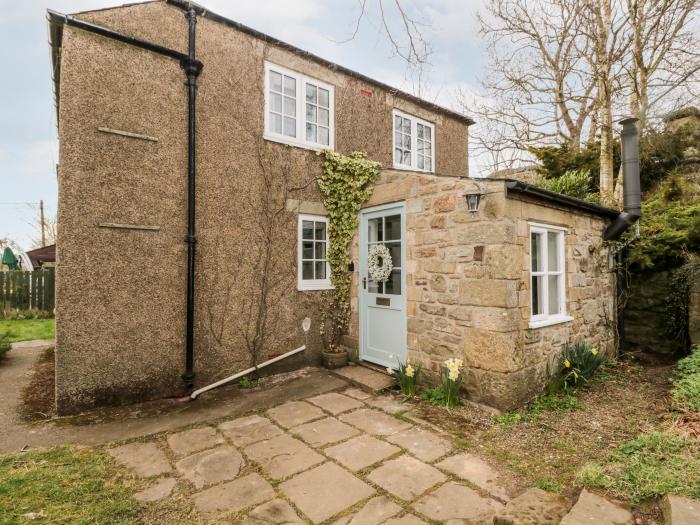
xmin=504 ymin=180 xmax=620 ymax=220
xmin=47 ymin=7 xmax=203 ymax=390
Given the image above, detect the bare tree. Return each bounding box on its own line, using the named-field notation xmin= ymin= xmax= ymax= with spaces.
xmin=625 ymin=0 xmax=699 ymax=130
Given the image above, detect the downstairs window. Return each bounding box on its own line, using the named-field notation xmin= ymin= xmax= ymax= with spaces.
xmin=529 ymin=223 xmax=572 ymax=328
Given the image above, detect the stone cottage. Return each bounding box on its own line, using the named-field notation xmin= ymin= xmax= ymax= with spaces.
xmin=48 ymin=0 xmax=629 ymax=414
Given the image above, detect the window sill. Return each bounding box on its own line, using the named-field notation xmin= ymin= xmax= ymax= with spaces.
xmin=528 ymin=315 xmax=573 ymax=329
xmin=391 ymin=164 xmax=433 ymax=174
xmin=298 ymin=282 xmax=334 ymax=292
xmin=264 ymin=133 xmax=333 ymax=153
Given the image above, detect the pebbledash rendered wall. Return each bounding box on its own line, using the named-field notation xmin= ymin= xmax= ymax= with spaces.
xmin=347 ymin=173 xmax=616 ymax=409
xmin=54 ymin=1 xmax=470 ymax=413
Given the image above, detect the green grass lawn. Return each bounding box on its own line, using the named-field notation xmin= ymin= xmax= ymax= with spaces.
xmin=0 ymin=319 xmax=55 ymax=343
xmin=0 ymin=447 xmax=139 ymax=524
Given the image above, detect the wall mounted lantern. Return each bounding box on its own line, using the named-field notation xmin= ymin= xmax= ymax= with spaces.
xmin=464 ymin=193 xmax=482 ymax=213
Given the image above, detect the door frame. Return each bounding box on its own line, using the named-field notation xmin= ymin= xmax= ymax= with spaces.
xmin=358 ymin=201 xmax=408 ymax=368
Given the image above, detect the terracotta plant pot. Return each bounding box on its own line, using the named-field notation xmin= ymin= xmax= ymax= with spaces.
xmin=322 ymin=349 xmax=348 ymax=369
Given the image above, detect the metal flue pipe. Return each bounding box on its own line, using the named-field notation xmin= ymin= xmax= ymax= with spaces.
xmin=603 ymin=118 xmax=642 ymax=241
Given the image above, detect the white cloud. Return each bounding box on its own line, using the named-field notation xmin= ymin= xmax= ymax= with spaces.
xmin=22 ymin=139 xmax=59 ymax=179
xmin=422 ymin=0 xmax=486 ymax=45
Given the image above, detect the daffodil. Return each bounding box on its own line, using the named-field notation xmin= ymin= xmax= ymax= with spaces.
xmin=455 ymin=359 xmax=464 ymax=368
xmin=406 ymin=365 xmax=415 ymax=378
xmin=448 ymin=369 xmax=459 ymax=381
xmin=573 ymin=371 xmax=579 ymax=379
xmin=591 ymin=348 xmax=598 ymax=356
xmin=406 ymin=357 xmax=411 ymax=365
xmin=386 ymin=367 xmax=394 ymax=375
xmin=564 ymin=359 xmax=571 ymax=368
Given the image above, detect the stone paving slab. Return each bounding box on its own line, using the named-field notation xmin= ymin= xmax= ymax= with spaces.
xmin=191 ymin=473 xmax=275 ymax=518
xmin=333 ymin=366 xmax=395 ymax=392
xmin=366 ymin=396 xmax=407 ymax=415
xmin=306 ymin=392 xmax=365 ymax=414
xmin=166 ymin=426 xmax=224 ymax=456
xmin=107 ymin=442 xmax=172 ymax=478
xmin=218 ymin=415 xmax=283 ymax=447
xmin=133 ymin=477 xmax=177 ymax=502
xmin=386 ymin=427 xmax=452 ymax=463
xmin=382 ymin=515 xmax=427 ymax=525
xmin=560 ymin=489 xmax=634 ymax=525
xmin=662 ymin=494 xmax=700 ymax=525
xmin=244 ymin=434 xmax=325 ymax=480
xmin=267 ymin=401 xmax=326 ymax=429
xmin=339 ymin=408 xmax=413 ymax=436
xmin=175 ymin=446 xmax=243 ymax=489
xmin=412 ymin=481 xmax=504 ymax=523
xmin=367 ymin=455 xmax=446 ymax=501
xmin=325 ymin=434 xmax=401 ymax=472
xmin=494 ymin=488 xmax=570 ymax=525
xmin=280 ymin=462 xmax=375 ymax=523
xmin=290 ymin=417 xmax=360 ymax=447
xmin=330 ymin=495 xmax=402 ymax=525
xmin=343 ymin=387 xmax=373 ymax=400
xmin=242 ymin=498 xmax=304 ymax=525
xmin=436 ymin=452 xmax=510 ymax=500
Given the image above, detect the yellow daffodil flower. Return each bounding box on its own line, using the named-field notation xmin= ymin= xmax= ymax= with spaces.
xmin=406 ymin=365 xmax=415 ymax=378
xmin=591 ymin=348 xmax=598 ymax=356
xmin=455 ymin=359 xmax=464 ymax=368
xmin=386 ymin=367 xmax=394 ymax=375
xmin=564 ymin=359 xmax=571 ymax=368
xmin=448 ymin=369 xmax=459 ymax=381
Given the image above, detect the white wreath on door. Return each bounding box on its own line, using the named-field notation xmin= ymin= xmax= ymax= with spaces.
xmin=367 ymin=244 xmax=393 ymax=283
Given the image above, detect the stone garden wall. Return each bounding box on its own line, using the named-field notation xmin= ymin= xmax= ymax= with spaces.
xmin=348 ymin=172 xmax=616 ymax=410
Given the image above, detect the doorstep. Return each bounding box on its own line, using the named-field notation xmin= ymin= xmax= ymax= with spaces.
xmin=330 ymin=362 xmax=395 ymax=393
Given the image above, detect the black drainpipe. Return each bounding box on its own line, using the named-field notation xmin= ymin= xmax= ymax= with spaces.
xmin=181 ymin=6 xmax=202 ymax=389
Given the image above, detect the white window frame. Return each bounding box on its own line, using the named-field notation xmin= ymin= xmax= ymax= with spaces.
xmin=392 ymin=109 xmax=435 ymax=173
xmin=298 ymin=214 xmax=332 ymax=291
xmin=264 ymin=62 xmax=335 ymax=151
xmin=528 ymin=222 xmax=573 ymax=329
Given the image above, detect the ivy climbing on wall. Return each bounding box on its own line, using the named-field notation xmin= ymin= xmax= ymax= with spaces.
xmin=317 ymin=150 xmax=381 ymax=351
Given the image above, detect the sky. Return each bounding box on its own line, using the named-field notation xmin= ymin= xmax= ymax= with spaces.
xmin=0 ymin=0 xmax=485 ymax=251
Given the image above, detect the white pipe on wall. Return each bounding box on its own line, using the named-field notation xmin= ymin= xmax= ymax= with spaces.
xmin=189 ymin=345 xmax=306 ymax=400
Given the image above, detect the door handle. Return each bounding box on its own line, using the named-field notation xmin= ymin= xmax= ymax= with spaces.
xmin=362 ymin=277 xmax=367 ymax=289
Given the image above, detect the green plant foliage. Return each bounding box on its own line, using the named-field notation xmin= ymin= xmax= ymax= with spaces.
xmin=534 ymin=169 xmax=601 ymax=203
xmin=238 ymin=376 xmax=261 ymax=389
xmin=0 ymin=331 xmax=10 ymax=359
xmin=422 ymin=359 xmax=463 ymax=408
xmin=663 ymin=258 xmax=700 ymax=352
xmin=530 ymin=141 xmax=617 ymax=193
xmin=0 ymin=319 xmax=55 ymax=344
xmin=492 ymin=411 xmax=522 ymax=429
xmin=578 ymin=432 xmax=700 ymax=501
xmin=317 ymin=150 xmax=381 ymax=350
xmin=560 ymin=341 xmax=604 ymax=389
xmin=626 ymin=175 xmax=700 ymax=270
xmin=388 ymin=357 xmax=421 ymax=399
xmin=672 ymin=345 xmax=700 ymax=412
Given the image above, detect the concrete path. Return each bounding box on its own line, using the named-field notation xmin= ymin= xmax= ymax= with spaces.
xmin=0 ymin=346 xmax=346 ymax=453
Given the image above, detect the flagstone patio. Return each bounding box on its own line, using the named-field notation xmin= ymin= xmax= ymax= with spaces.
xmin=108 ymin=387 xmax=515 ymax=524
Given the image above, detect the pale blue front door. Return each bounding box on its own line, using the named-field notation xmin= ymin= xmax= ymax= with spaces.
xmin=359 ymin=203 xmax=407 ymax=368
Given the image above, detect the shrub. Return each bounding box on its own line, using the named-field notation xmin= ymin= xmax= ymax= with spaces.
xmin=535 ymin=169 xmax=600 ymax=203
xmin=0 ymin=331 xmax=10 ymax=359
xmin=388 ymin=357 xmax=421 ymax=399
xmin=560 ymin=341 xmax=604 ymax=389
xmin=422 ymin=358 xmax=463 ymax=408
xmin=672 ymin=346 xmax=700 ymax=412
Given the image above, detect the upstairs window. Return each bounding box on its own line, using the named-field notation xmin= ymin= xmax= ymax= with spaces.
xmin=298 ymin=215 xmax=332 ymax=291
xmin=529 ymin=223 xmax=572 ymax=328
xmin=265 ymin=62 xmax=334 ymax=150
xmin=392 ymin=109 xmax=435 ymax=172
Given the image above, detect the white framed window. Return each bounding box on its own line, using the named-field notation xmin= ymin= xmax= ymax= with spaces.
xmin=264 ymin=62 xmax=334 ymax=151
xmin=392 ymin=109 xmax=435 ymax=172
xmin=529 ymin=223 xmax=572 ymax=328
xmin=298 ymin=214 xmax=332 ymax=291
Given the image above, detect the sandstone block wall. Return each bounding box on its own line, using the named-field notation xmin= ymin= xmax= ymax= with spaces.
xmin=350 ymin=173 xmax=616 ymax=409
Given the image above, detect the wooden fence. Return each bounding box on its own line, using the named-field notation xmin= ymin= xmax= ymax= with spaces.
xmin=0 ymin=269 xmax=55 ymax=313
